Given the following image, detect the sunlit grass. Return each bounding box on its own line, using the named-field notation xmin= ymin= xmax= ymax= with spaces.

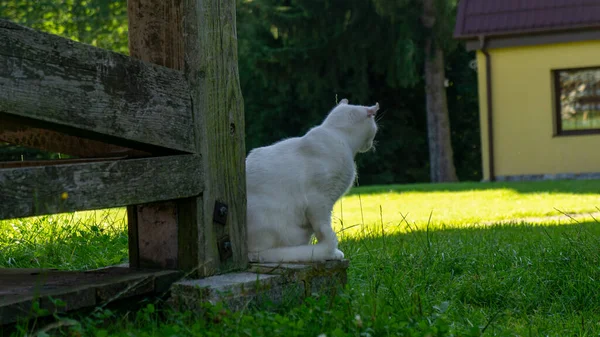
xmin=333 ymin=180 xmax=600 ymax=237
xmin=0 ymin=208 xmax=127 ymax=270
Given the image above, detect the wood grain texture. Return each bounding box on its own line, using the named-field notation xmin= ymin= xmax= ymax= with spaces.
xmin=0 ymin=266 xmax=181 ymax=325
xmin=126 ymin=0 xmax=196 ymax=272
xmin=0 ymin=154 xmax=203 ymax=220
xmin=184 ymin=0 xmax=248 ymax=274
xmin=128 ymin=0 xmax=185 ymax=71
xmin=0 ymin=19 xmax=193 ymax=152
xmin=0 ymin=157 xmax=127 ymax=169
xmin=127 ymin=0 xmax=248 ymax=276
xmin=135 ymin=201 xmax=179 ymax=269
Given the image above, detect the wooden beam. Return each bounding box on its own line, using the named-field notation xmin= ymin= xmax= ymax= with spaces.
xmin=126 ymin=0 xmax=194 ymax=272
xmin=0 ymin=266 xmax=181 ymax=325
xmin=0 ymin=157 xmax=127 ymax=169
xmin=0 ymin=114 xmax=150 ymax=158
xmin=128 ymin=0 xmax=184 ymax=72
xmin=0 ymin=155 xmax=203 ymax=220
xmin=184 ymin=0 xmax=248 ymax=273
xmin=0 ymin=19 xmax=194 ymax=153
xmin=126 ymin=0 xmax=248 ymax=276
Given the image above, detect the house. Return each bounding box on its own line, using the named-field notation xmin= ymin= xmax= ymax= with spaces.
xmin=454 ymin=0 xmax=600 ymax=182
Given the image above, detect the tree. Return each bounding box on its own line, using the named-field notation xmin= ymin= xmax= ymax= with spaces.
xmin=422 ymin=0 xmax=458 ymax=182
xmin=373 ymin=0 xmax=458 ymax=182
xmin=0 ymin=0 xmax=129 ymax=54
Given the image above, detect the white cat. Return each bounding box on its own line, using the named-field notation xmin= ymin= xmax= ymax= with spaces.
xmin=246 ymin=99 xmax=379 ymax=263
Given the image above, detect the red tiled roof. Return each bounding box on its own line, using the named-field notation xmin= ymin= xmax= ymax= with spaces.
xmin=454 ymin=0 xmax=600 ymax=39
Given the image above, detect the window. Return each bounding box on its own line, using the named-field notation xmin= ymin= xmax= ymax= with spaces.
xmin=554 ymin=67 xmax=600 ymax=135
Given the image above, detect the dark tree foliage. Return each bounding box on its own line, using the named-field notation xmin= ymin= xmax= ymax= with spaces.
xmin=237 ymin=0 xmax=481 ymax=184
xmin=0 ymin=0 xmax=481 ymax=184
xmin=1 ymin=0 xmax=129 ymax=54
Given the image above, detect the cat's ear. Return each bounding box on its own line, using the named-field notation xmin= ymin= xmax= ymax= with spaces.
xmin=367 ymin=102 xmax=379 ymax=117
xmin=339 ymin=98 xmax=349 ymax=105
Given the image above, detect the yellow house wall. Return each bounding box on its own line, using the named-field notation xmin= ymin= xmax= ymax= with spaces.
xmin=476 ymin=40 xmax=600 ymax=180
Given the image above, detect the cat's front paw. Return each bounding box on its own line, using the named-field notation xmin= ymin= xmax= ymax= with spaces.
xmin=328 ymin=248 xmax=344 ymax=260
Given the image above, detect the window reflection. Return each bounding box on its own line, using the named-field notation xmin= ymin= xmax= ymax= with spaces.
xmin=556 ymin=68 xmax=600 ymax=133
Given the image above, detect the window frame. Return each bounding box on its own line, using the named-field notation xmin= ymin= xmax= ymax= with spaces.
xmin=553 ymin=65 xmax=600 ymax=136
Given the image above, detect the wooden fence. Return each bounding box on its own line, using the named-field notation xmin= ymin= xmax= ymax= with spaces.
xmin=0 ymin=0 xmax=247 ymax=324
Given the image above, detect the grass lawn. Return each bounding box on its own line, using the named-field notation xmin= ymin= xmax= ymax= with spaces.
xmin=2 ymin=179 xmax=600 ymax=336
xmin=335 ymin=179 xmax=600 ymax=232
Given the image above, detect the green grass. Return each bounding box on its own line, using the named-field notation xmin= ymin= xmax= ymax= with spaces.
xmin=335 ymin=179 xmax=600 ymax=232
xmin=342 ymin=221 xmax=600 ymax=336
xmin=2 ymin=179 xmax=600 ymax=336
xmin=0 ymin=209 xmax=128 ymax=270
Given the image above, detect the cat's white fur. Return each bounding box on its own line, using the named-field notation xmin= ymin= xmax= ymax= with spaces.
xmin=246 ymin=99 xmax=379 ymax=263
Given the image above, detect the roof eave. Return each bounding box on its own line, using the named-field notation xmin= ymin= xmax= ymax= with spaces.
xmin=456 ymin=27 xmax=600 ymax=51
xmin=454 ymin=24 xmax=600 ymax=42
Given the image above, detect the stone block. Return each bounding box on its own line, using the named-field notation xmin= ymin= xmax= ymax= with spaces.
xmin=168 ymin=259 xmax=348 ymax=313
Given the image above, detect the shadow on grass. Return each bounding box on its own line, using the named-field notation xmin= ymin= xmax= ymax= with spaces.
xmin=347 ymin=179 xmax=600 ymax=196
xmin=339 ymin=220 xmax=600 ymax=320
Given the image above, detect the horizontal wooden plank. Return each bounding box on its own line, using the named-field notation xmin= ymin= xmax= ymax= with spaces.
xmin=0 ymin=154 xmax=203 ymax=220
xmin=0 ymin=19 xmax=194 ymax=152
xmin=0 ymin=266 xmax=182 ymax=325
xmin=0 ymin=157 xmax=127 ymax=169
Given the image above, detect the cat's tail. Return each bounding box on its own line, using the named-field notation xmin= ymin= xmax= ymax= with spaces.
xmin=249 ymin=243 xmax=344 ymax=263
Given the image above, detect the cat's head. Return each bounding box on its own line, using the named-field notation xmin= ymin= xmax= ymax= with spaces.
xmin=323 ymin=99 xmax=379 ymax=153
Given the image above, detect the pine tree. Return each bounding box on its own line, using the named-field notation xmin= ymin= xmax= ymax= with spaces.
xmin=373 ymin=0 xmax=459 ymax=182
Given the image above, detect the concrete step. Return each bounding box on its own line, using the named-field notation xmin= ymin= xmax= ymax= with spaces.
xmin=168 ymin=259 xmax=349 ymax=312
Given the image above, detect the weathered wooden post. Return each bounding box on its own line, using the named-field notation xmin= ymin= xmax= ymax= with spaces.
xmin=126 ymin=0 xmax=247 ymax=277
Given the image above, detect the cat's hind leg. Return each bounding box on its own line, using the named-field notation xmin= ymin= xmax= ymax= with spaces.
xmin=249 ymin=244 xmax=344 ymax=263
